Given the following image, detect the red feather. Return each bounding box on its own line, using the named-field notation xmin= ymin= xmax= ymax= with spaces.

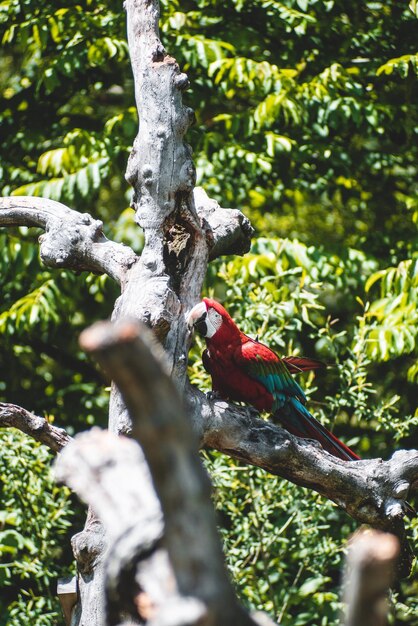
xmin=282 ymin=356 xmax=327 ymax=374
xmin=199 ymin=298 xmax=359 ymax=461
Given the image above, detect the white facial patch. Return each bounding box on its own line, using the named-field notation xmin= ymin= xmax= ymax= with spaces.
xmin=205 ymin=308 xmax=223 ymax=338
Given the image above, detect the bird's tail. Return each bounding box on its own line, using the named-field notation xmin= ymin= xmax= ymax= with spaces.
xmin=282 ymin=356 xmax=326 ymax=374
xmin=273 ymin=397 xmax=360 ymax=461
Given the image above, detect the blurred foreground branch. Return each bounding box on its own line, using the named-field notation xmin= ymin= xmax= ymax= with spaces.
xmin=55 ymin=318 xmax=257 ymax=626
xmin=342 ymin=530 xmax=400 ymax=626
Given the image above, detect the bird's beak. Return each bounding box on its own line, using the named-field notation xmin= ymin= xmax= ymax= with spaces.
xmin=187 ymin=301 xmax=208 ymax=336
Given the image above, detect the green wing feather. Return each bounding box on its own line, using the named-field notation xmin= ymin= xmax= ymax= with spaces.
xmin=234 ymin=341 xmax=307 ymax=409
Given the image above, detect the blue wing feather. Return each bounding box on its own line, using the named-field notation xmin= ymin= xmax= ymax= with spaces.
xmin=234 ymin=341 xmax=306 ymax=407
xmin=231 ymin=338 xmax=359 ymax=461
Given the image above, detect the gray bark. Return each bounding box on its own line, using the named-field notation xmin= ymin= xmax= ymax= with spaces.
xmin=55 ymin=319 xmax=413 ymax=625
xmin=0 ymin=197 xmax=138 ymax=285
xmin=76 ymin=319 xmax=255 ymax=626
xmin=342 ymin=530 xmax=400 ymax=626
xmin=55 ymin=426 xmax=271 ymax=626
xmin=57 ymin=576 xmax=78 ymax=626
xmin=0 ymin=402 xmax=72 ymax=452
xmin=0 ymin=0 xmax=416 ymax=622
xmin=193 ymin=187 xmax=254 ymax=260
xmin=187 ymin=387 xmax=416 ymax=576
xmin=40 ymin=0 xmax=251 ymax=620
xmin=55 ymin=429 xmax=166 ymax=626
xmin=0 ymin=188 xmax=250 ymax=292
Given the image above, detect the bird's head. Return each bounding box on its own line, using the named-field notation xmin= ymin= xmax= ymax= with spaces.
xmin=187 ymin=298 xmax=235 ymax=339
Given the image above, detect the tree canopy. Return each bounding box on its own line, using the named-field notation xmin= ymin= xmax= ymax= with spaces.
xmin=0 ymin=0 xmax=417 ymax=624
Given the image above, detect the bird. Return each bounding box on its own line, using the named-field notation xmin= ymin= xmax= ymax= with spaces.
xmin=187 ymin=297 xmax=360 ymax=461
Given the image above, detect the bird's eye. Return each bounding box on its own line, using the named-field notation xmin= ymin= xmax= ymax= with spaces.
xmin=208 ymin=309 xmax=222 ymax=328
xmin=211 ymin=311 xmax=222 ymax=323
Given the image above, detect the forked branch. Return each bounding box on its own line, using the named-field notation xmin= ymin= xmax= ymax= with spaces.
xmin=0 ymin=196 xmax=138 ymax=285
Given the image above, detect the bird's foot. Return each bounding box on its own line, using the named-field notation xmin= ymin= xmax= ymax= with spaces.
xmin=246 ymin=406 xmax=261 ymax=419
xmin=206 ymin=390 xmax=224 ymax=402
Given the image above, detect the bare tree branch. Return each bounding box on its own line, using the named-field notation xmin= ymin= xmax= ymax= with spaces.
xmin=5 ymin=0 xmax=412 ymax=619
xmin=124 ymin=0 xmax=196 ymax=229
xmin=186 ymin=386 xmax=417 ymax=576
xmin=193 ymin=187 xmax=254 ymax=259
xmin=0 ymin=402 xmax=72 ymax=452
xmin=78 ymin=318 xmax=257 ymax=626
xmin=0 ymin=196 xmax=138 ymax=285
xmin=118 ymin=0 xmax=253 ymax=382
xmin=55 ymin=429 xmax=173 ymax=626
xmin=342 ymin=530 xmax=400 ymax=626
xmin=25 ymin=0 xmax=239 ymax=621
xmin=55 ymin=428 xmax=275 ymax=626
xmin=115 ymin=0 xmax=209 ymax=391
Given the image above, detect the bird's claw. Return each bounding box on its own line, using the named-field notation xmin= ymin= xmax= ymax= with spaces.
xmin=404 ymin=501 xmax=416 ymax=519
xmin=206 ymin=390 xmax=224 ymax=402
xmin=246 ymin=406 xmax=261 ymax=419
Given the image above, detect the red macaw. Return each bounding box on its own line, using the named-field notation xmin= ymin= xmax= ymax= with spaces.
xmin=187 ymin=297 xmax=359 ymax=461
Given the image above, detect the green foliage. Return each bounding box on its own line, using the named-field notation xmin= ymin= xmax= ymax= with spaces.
xmin=0 ymin=429 xmax=76 ymax=626
xmin=207 ymin=455 xmax=349 ymax=624
xmin=189 ymin=237 xmax=417 ymax=623
xmin=0 ymin=233 xmax=114 ymax=429
xmin=2 ymin=0 xmax=417 ymax=260
xmin=0 ymin=1 xmax=417 ymax=625
xmin=358 ymin=259 xmax=418 ymax=363
xmin=377 ymin=53 xmax=418 ymax=78
xmin=0 ymin=279 xmax=62 ymax=332
xmin=159 ymin=0 xmax=417 ymax=261
xmin=0 ymin=233 xmax=112 ymax=625
xmin=0 ymin=0 xmax=135 ymax=219
xmin=200 ymin=236 xmax=416 ymax=450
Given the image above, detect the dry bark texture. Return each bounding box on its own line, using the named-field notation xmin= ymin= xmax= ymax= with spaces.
xmin=56 ymin=318 xmax=257 ymax=626
xmin=342 ymin=530 xmax=400 ymax=626
xmin=0 ymin=402 xmax=72 ymax=452
xmin=0 ymin=196 xmax=138 ymax=285
xmin=0 ymin=1 xmax=252 ymax=621
xmin=54 ymin=320 xmax=411 ymax=625
xmin=0 ymin=0 xmax=417 ymax=623
xmin=106 ymin=0 xmax=252 ymax=440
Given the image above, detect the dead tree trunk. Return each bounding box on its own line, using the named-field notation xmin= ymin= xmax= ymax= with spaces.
xmin=65 ymin=1 xmax=253 ymax=621
xmin=57 ymin=319 xmax=260 ymax=626
xmin=0 ymin=0 xmax=417 ymax=624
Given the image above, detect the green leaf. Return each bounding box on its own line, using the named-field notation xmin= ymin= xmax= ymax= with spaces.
xmin=299 ymin=576 xmax=330 ymax=597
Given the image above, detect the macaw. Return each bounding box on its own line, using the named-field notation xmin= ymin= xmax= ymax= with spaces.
xmin=187 ymin=297 xmax=359 ymax=461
